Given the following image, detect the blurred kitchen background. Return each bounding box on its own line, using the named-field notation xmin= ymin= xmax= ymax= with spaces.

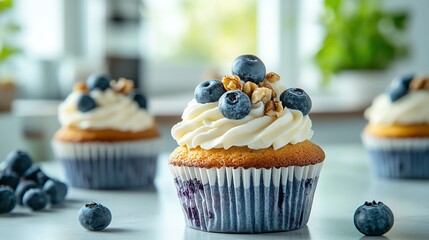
xmin=0 ymin=0 xmax=428 ymax=161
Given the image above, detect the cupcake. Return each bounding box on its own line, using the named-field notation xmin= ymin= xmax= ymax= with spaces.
xmin=169 ymin=55 xmax=325 ymax=233
xmin=363 ymin=75 xmax=429 ymax=179
xmin=52 ymin=74 xmax=160 ymax=189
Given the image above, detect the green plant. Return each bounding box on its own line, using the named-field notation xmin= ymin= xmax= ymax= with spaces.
xmin=315 ymin=0 xmax=409 ymax=85
xmin=0 ymin=0 xmax=19 ymax=64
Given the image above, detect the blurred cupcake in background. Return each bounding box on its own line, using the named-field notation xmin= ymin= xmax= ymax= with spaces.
xmin=362 ymin=74 xmax=429 ymax=179
xmin=52 ymin=74 xmax=160 ymax=189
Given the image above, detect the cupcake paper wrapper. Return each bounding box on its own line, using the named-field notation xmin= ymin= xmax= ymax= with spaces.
xmin=169 ymin=163 xmax=323 ymax=233
xmin=52 ymin=139 xmax=160 ymax=189
xmin=362 ymin=134 xmax=429 ymax=179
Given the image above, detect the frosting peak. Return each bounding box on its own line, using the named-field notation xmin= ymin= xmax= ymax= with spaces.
xmin=364 ymin=91 xmax=429 ymax=125
xmin=59 ymin=89 xmax=154 ymax=132
xmin=172 ymin=99 xmax=313 ymax=150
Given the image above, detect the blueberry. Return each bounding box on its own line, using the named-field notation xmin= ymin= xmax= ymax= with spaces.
xmin=86 ymin=74 xmax=111 ymax=91
xmin=15 ymin=180 xmax=39 ymax=205
xmin=354 ymin=201 xmax=394 ymax=236
xmin=78 ymin=202 xmax=112 ymax=231
xmin=133 ymin=92 xmax=147 ymax=109
xmin=42 ymin=179 xmax=68 ymax=204
xmin=23 ymin=188 xmax=48 ymax=211
xmin=0 ymin=170 xmax=20 ymax=190
xmin=218 ymin=90 xmax=251 ymax=120
xmin=280 ymin=88 xmax=312 ymax=115
xmin=4 ymin=150 xmax=32 ymax=176
xmin=231 ymin=54 xmax=266 ymax=84
xmin=23 ymin=165 xmax=51 ymax=186
xmin=0 ymin=186 xmax=16 ymax=214
xmin=77 ymin=94 xmax=96 ymax=112
xmin=194 ymin=80 xmax=226 ymax=104
xmin=388 ymin=74 xmax=414 ymax=102
xmin=37 ymin=171 xmax=51 ymax=186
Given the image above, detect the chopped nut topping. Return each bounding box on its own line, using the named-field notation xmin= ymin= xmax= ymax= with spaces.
xmin=243 ymin=81 xmax=259 ymax=98
xmin=260 ymin=83 xmax=277 ymax=98
xmin=410 ymin=76 xmax=429 ymax=90
xmin=264 ymin=100 xmax=275 ymax=112
xmin=111 ymin=78 xmax=134 ymax=94
xmin=222 ymin=75 xmax=242 ymax=91
xmin=264 ymin=100 xmax=284 ymax=117
xmin=73 ymin=82 xmax=88 ymax=93
xmin=274 ymin=100 xmax=284 ymax=112
xmin=265 ymin=72 xmax=280 ymax=83
xmin=251 ymin=87 xmax=272 ymax=104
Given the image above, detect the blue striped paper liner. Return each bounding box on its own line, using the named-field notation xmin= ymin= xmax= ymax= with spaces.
xmin=362 ymin=134 xmax=429 ymax=179
xmin=52 ymin=139 xmax=160 ymax=189
xmin=170 ymin=163 xmax=323 ymax=233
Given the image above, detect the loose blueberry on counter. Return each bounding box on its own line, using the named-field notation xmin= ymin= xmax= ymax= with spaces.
xmin=280 ymin=88 xmax=312 ymax=116
xmin=218 ymin=90 xmax=251 ymax=120
xmin=4 ymin=150 xmax=32 ymax=176
xmin=354 ymin=201 xmax=394 ymax=236
xmin=0 ymin=186 xmax=16 ymax=214
xmin=86 ymin=74 xmax=111 ymax=91
xmin=0 ymin=170 xmax=20 ymax=190
xmin=232 ymin=54 xmax=266 ymax=84
xmin=78 ymin=202 xmax=112 ymax=231
xmin=37 ymin=171 xmax=51 ymax=186
xmin=15 ymin=180 xmax=39 ymax=205
xmin=388 ymin=74 xmax=414 ymax=102
xmin=77 ymin=94 xmax=97 ymax=113
xmin=42 ymin=179 xmax=68 ymax=205
xmin=23 ymin=188 xmax=48 ymax=211
xmin=23 ymin=165 xmax=51 ymax=186
xmin=194 ymin=80 xmax=226 ymax=104
xmin=133 ymin=91 xmax=148 ymax=109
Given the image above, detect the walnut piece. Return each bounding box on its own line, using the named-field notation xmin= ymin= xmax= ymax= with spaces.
xmin=410 ymin=76 xmax=429 ymax=90
xmin=243 ymin=81 xmax=259 ymax=98
xmin=222 ymin=75 xmax=242 ymax=91
xmin=73 ymin=82 xmax=88 ymax=93
xmin=111 ymin=78 xmax=134 ymax=94
xmin=260 ymin=83 xmax=277 ymax=98
xmin=265 ymin=72 xmax=280 ymax=83
xmin=264 ymin=100 xmax=284 ymax=117
xmin=251 ymin=87 xmax=272 ymax=104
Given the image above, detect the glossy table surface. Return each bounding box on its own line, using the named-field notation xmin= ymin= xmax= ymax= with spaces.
xmin=1 ymin=144 xmax=428 ymax=240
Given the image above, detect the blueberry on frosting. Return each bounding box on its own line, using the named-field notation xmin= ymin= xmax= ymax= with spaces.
xmin=280 ymin=88 xmax=312 ymax=116
xmin=232 ymin=54 xmax=266 ymax=84
xmin=86 ymin=74 xmax=111 ymax=91
xmin=195 ymin=80 xmax=226 ymax=104
xmin=77 ymin=94 xmax=96 ymax=113
xmin=218 ymin=90 xmax=251 ymax=120
xmin=133 ymin=91 xmax=148 ymax=109
xmin=388 ymin=74 xmax=414 ymax=102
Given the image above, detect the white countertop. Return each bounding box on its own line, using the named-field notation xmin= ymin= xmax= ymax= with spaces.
xmin=1 ymin=144 xmax=428 ymax=240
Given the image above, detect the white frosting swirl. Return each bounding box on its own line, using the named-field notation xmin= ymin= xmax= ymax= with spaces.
xmin=172 ymin=99 xmax=313 ymax=150
xmin=59 ymin=89 xmax=154 ymax=132
xmin=364 ymin=91 xmax=429 ymax=125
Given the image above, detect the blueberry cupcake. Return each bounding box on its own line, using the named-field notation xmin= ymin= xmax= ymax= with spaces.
xmin=52 ymin=74 xmax=160 ymax=189
xmin=363 ymin=75 xmax=429 ymax=179
xmin=169 ymin=55 xmax=325 ymax=233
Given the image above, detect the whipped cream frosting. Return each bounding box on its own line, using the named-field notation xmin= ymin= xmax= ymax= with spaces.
xmin=59 ymin=89 xmax=154 ymax=132
xmin=364 ymin=91 xmax=429 ymax=125
xmin=172 ymin=99 xmax=313 ymax=150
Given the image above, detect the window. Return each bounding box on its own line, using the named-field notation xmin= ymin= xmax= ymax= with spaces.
xmin=143 ymin=0 xmax=257 ymax=64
